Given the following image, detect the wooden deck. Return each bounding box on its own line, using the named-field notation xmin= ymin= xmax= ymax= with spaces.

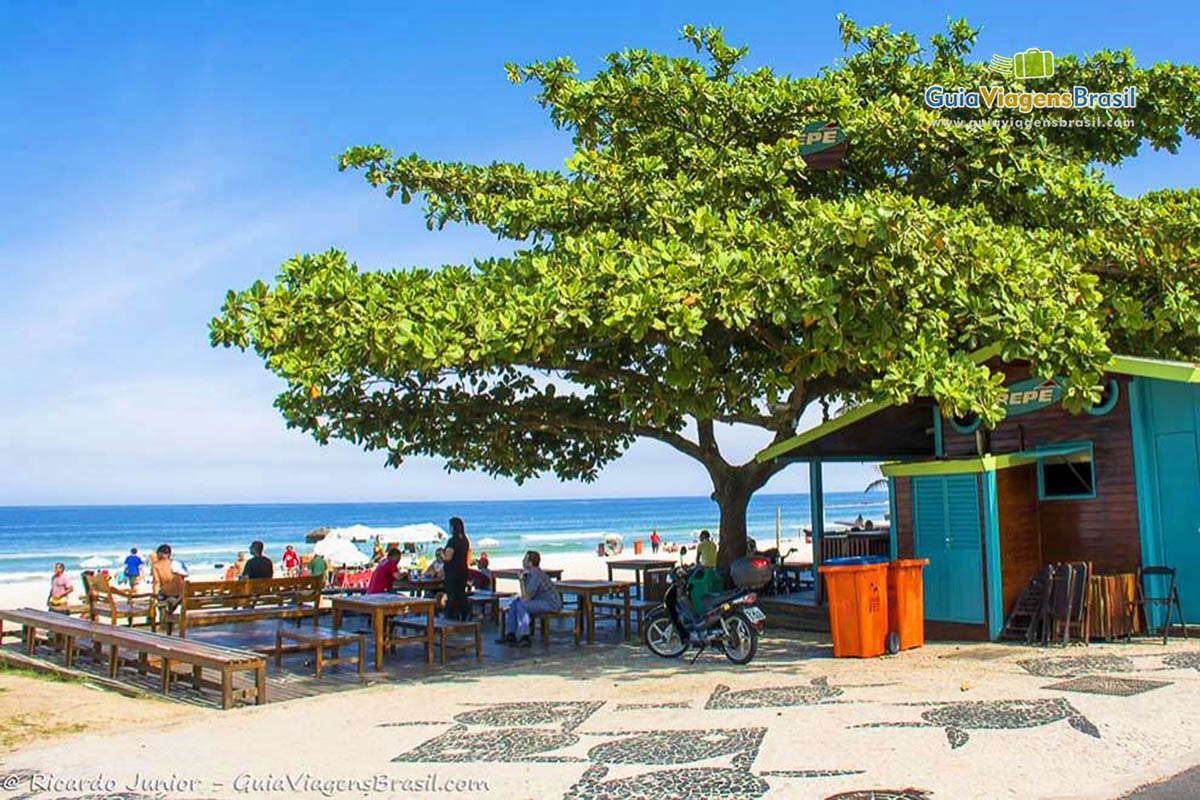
xmin=0 ymin=610 xmax=629 ymax=710
xmin=759 ymin=590 xmax=831 ymax=633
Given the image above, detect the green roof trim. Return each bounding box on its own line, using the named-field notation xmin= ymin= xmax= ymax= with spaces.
xmin=755 ymin=398 xmax=892 ymax=463
xmin=1107 ymin=355 xmax=1200 ymax=383
xmin=879 ymin=443 xmax=1090 ymax=478
xmin=756 ymin=348 xmax=1200 ymax=465
xmin=755 ymin=343 xmax=1003 ymax=464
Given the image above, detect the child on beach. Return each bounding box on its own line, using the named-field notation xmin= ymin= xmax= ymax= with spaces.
xmin=47 ymin=562 xmax=74 ymax=613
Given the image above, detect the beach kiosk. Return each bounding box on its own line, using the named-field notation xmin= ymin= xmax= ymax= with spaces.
xmin=756 ymin=347 xmax=1200 ymax=641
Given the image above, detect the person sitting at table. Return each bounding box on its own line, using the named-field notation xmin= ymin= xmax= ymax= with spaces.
xmin=467 ymin=552 xmax=491 ymax=590
xmin=367 ymin=547 xmax=403 ymax=594
xmin=498 ymin=550 xmax=561 ymax=648
xmin=422 ymin=548 xmax=446 ymax=579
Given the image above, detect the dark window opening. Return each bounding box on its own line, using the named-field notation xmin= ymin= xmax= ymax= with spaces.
xmin=1040 ymin=449 xmax=1095 ymax=499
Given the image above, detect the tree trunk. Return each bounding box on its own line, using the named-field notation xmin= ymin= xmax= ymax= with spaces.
xmin=709 ymin=466 xmax=768 ymax=575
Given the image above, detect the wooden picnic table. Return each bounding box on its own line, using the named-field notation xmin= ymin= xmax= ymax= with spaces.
xmin=330 ymin=594 xmax=436 ymax=671
xmin=554 ymin=579 xmax=634 ymax=644
xmin=395 ymin=575 xmax=443 ymax=594
xmin=488 ymin=567 xmax=563 ymax=593
xmin=605 ymin=558 xmax=677 ymax=597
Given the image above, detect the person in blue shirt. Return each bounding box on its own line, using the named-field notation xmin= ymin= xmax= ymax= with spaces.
xmin=123 ymin=548 xmax=143 ymax=590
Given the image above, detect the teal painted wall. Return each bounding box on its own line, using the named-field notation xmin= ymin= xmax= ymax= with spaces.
xmin=1131 ymin=378 xmax=1200 ymax=623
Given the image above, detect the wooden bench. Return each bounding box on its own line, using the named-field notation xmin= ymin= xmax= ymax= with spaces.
xmin=593 ymin=597 xmax=658 ymax=635
xmin=170 ymin=577 xmax=323 ymax=638
xmin=390 ymin=615 xmax=481 ymax=663
xmin=500 ymin=606 xmax=582 ymax=645
xmin=0 ymin=608 xmax=266 ymax=709
xmin=275 ymin=625 xmax=364 ymax=678
xmin=467 ymin=589 xmax=514 ymax=624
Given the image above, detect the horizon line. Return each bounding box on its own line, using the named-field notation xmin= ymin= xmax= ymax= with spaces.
xmin=0 ymin=488 xmax=889 ymax=511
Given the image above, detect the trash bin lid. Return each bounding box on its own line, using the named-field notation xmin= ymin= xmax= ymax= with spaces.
xmin=823 ymin=556 xmax=889 ymax=566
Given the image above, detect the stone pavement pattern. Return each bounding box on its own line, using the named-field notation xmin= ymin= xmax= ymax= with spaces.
xmin=1 ymin=634 xmax=1199 ymax=799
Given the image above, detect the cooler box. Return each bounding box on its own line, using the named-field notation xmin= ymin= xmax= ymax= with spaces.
xmin=888 ymin=558 xmax=929 ymax=650
xmin=819 ymin=556 xmax=889 ymax=658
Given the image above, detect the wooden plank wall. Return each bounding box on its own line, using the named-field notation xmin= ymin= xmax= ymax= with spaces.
xmin=894 ymin=477 xmax=915 ymax=558
xmin=941 ymin=366 xmax=1141 ymax=574
xmin=996 ymin=464 xmax=1042 ymax=616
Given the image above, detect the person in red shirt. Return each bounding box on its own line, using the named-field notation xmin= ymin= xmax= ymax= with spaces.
xmin=281 ymin=545 xmax=300 ymax=576
xmin=650 ymin=530 xmax=661 ymax=554
xmin=367 ymin=548 xmax=402 ymax=594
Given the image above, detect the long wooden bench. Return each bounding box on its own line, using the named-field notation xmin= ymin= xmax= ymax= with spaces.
xmin=593 ymin=597 xmax=658 ymax=634
xmin=170 ymin=577 xmax=323 ymax=638
xmin=0 ymin=608 xmax=266 ymax=709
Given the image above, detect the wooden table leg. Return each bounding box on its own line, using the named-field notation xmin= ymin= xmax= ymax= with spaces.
xmin=584 ymin=593 xmax=596 ymax=644
xmin=192 ymin=664 xmax=203 ymax=691
xmin=221 ymin=670 xmax=233 ymax=710
xmin=356 ymin=634 xmax=365 ymax=676
xmin=425 ymin=605 xmax=435 ymax=665
xmin=607 ymin=564 xmax=613 ymax=582
xmin=623 ymin=587 xmax=632 ymax=641
xmin=161 ymin=657 xmax=172 ymax=695
xmin=373 ymin=610 xmax=385 ymax=672
xmin=275 ymin=627 xmax=283 ymax=666
xmin=109 ymin=644 xmax=119 ymax=678
xmin=332 ymin=606 xmax=343 ymax=630
xmin=255 ymin=664 xmax=267 ymax=705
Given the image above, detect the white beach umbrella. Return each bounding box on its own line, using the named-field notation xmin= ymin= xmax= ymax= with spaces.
xmin=80 ymin=556 xmax=112 ymax=569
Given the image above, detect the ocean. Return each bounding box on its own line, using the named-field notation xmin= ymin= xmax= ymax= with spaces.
xmin=0 ymin=491 xmax=888 ymax=584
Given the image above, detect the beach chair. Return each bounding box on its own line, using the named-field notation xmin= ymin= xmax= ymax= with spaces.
xmin=1126 ymin=566 xmax=1188 ymax=645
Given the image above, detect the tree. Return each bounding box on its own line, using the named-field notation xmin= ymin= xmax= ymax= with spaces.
xmin=212 ymin=19 xmax=1200 ymax=570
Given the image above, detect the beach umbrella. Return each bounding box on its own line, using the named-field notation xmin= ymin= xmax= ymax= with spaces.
xmin=477 ymin=537 xmax=500 ymax=548
xmin=80 ymin=556 xmax=112 ymax=569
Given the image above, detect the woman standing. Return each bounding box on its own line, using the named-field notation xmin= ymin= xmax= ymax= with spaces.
xmin=442 ymin=517 xmax=470 ymax=620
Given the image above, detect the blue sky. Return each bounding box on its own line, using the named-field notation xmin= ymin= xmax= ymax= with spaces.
xmin=2 ymin=1 xmax=1197 ymax=505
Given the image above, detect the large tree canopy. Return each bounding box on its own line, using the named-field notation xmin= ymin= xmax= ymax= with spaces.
xmin=212 ymin=19 xmax=1200 ymax=567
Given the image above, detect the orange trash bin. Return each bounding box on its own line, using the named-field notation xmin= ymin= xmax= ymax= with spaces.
xmin=633 ymin=539 xmax=644 ymax=555
xmin=887 ymin=558 xmax=930 ymax=651
xmin=818 ymin=558 xmax=890 ymax=658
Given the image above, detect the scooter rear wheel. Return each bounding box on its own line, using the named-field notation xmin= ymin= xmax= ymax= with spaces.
xmin=722 ymin=610 xmax=759 ymax=665
xmin=643 ymin=608 xmax=688 ymax=659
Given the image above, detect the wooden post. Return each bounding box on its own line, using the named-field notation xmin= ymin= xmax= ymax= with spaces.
xmin=810 ymin=460 xmax=826 ymax=605
xmin=221 ymin=670 xmax=233 ymax=710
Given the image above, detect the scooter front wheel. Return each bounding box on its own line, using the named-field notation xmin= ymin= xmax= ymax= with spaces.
xmin=721 ymin=610 xmax=759 ymax=665
xmin=644 ymin=608 xmax=688 ymax=659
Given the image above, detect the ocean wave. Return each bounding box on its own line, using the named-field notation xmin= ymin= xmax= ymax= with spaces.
xmin=519 ymin=531 xmax=611 ymax=542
